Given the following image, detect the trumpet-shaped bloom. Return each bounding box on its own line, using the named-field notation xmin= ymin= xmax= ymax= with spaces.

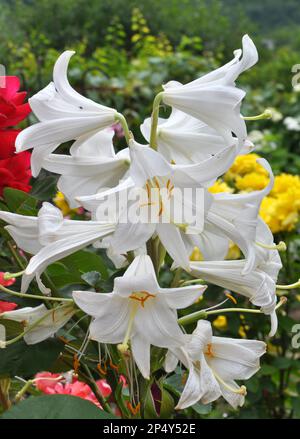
xmin=16 ymin=51 xmax=117 ymax=176
xmin=166 ymin=320 xmax=266 ymax=409
xmin=0 ymin=202 xmax=115 ymax=293
xmin=161 ymin=35 xmax=258 ymax=147
xmin=206 ymin=158 xmax=274 ymax=274
xmin=189 ymin=220 xmax=282 ymax=336
xmin=42 ymin=129 xmax=130 ymax=207
xmin=73 ymin=255 xmax=207 ymax=379
xmin=1 ymin=303 xmax=76 ymax=345
xmin=141 ymin=109 xmax=254 ymax=165
xmin=78 ymin=141 xmax=236 ymax=270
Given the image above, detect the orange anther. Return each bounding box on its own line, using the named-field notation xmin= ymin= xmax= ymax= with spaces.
xmin=127 ymin=401 xmax=141 ymax=416
xmin=205 ymin=343 xmax=214 ymax=358
xmin=109 ymin=359 xmax=119 ymax=372
xmin=73 ymin=354 xmax=80 ymax=374
xmin=97 ymin=362 xmax=107 ymax=375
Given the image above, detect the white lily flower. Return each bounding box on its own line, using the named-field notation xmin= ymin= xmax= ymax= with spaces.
xmin=0 ymin=202 xmax=115 ymax=293
xmin=41 ymin=129 xmax=130 ymax=207
xmin=73 ymin=255 xmax=206 ymax=379
xmin=189 ymin=220 xmax=282 ymax=336
xmin=161 ymin=35 xmax=258 ymax=146
xmin=78 ymin=140 xmax=236 ymax=270
xmin=206 ymin=158 xmax=274 ymax=274
xmin=141 ymin=108 xmax=254 ymax=165
xmin=166 ymin=320 xmax=266 ymax=409
xmin=1 ymin=303 xmax=76 ymax=345
xmin=16 ymin=51 xmax=117 ymax=176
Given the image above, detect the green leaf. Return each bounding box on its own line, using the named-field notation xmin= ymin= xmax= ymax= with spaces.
xmin=1 ymin=394 xmax=117 ymax=419
xmin=259 ymin=364 xmax=278 ymax=376
xmin=0 ymin=339 xmax=64 ymax=378
xmin=272 ymin=357 xmax=294 ymax=370
xmin=160 ymin=385 xmax=175 ymax=419
xmin=3 ymin=188 xmax=38 ymax=216
xmin=46 ymin=250 xmax=109 ymax=288
xmin=30 ymin=175 xmax=58 ymax=200
xmin=191 ymin=402 xmax=212 ymax=415
xmin=81 ymin=271 xmax=102 ymax=288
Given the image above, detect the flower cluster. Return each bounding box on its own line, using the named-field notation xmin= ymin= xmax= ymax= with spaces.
xmin=220 ymin=153 xmax=300 ymax=233
xmin=0 ymin=76 xmax=31 ymax=196
xmin=0 ymin=35 xmax=287 ymax=412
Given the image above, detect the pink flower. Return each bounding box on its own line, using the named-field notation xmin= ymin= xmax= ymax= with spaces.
xmin=96 ymin=379 xmax=112 ymax=398
xmin=119 ymin=374 xmax=127 ymax=388
xmin=35 ymin=372 xmax=63 ymax=393
xmin=34 ymin=372 xmax=104 ymax=408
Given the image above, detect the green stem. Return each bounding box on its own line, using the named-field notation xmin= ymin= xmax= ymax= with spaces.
xmin=3 ymin=270 xmax=24 ymax=280
xmin=15 ymin=380 xmax=34 ymax=403
xmin=7 ymin=241 xmax=26 ymax=270
xmin=115 ymin=113 xmax=131 ymax=145
xmin=0 ymin=284 xmax=74 ymax=303
xmin=178 ymin=296 xmax=287 ymax=326
xmin=82 ymin=364 xmax=114 ymax=415
xmin=178 ymin=307 xmax=260 ymax=326
xmin=149 ymin=92 xmax=164 ymax=150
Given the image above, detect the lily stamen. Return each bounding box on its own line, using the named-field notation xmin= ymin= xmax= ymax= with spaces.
xmin=276 ymin=280 xmax=300 ymax=290
xmin=212 ymin=369 xmax=247 ymax=396
xmin=256 ymin=241 xmax=286 ymax=251
xmin=97 ymin=362 xmax=107 ymax=375
xmin=118 ymin=304 xmax=139 ymax=354
xmin=129 ymin=291 xmax=156 ymax=308
xmin=243 ymin=109 xmax=273 ymax=121
xmin=205 ymin=343 xmax=214 ymax=358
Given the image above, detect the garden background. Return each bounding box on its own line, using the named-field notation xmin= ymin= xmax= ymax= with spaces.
xmin=0 ymin=0 xmax=300 ymax=419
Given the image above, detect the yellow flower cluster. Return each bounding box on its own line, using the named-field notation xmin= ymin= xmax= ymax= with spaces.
xmin=220 ymin=154 xmax=300 ymax=234
xmin=260 ymin=174 xmax=300 ymax=233
xmin=224 ymin=153 xmax=270 ymax=192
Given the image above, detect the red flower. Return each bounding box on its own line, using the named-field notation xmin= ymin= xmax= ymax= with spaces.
xmin=0 ymin=151 xmax=32 ymax=196
xmin=0 ymin=77 xmax=31 ymax=129
xmin=0 ymin=300 xmax=18 ymax=313
xmin=0 ymin=130 xmax=20 ymax=159
xmin=0 ymin=271 xmax=16 ymax=287
xmin=0 ymin=76 xmax=32 ymax=196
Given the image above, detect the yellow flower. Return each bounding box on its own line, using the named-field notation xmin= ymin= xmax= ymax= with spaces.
xmin=271 ymin=173 xmax=300 ymax=195
xmin=213 ymin=315 xmax=228 ymax=330
xmin=260 ymin=197 xmax=281 ymax=233
xmin=53 ymin=191 xmax=75 ymax=216
xmin=235 ymin=172 xmax=270 ymax=192
xmin=208 ymin=179 xmax=233 ymax=194
xmin=260 ymin=182 xmax=300 ymax=233
xmin=225 ymin=153 xmax=267 ymax=181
